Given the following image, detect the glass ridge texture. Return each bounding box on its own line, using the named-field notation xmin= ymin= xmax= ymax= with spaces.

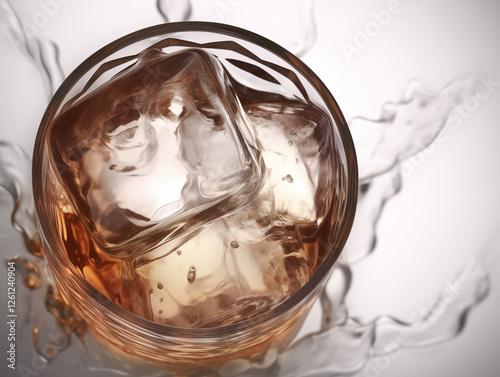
xmin=32 ymin=22 xmax=358 ymax=373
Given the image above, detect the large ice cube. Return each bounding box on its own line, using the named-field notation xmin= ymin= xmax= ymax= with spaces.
xmin=50 ymin=49 xmax=264 ymax=260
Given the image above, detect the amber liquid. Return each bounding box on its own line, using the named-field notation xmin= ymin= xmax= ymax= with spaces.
xmin=55 ymin=199 xmax=326 ymax=327
xmin=50 ymin=200 xmax=324 ymax=373
xmin=56 ymin=210 xmax=148 ymax=314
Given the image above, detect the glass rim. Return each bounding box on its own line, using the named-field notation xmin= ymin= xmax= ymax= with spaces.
xmin=33 ymin=21 xmax=358 ymax=337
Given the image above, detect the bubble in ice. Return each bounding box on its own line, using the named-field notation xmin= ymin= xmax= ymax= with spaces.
xmin=187 ymin=266 xmax=196 ymax=283
xmin=230 ymin=241 xmax=239 ymax=249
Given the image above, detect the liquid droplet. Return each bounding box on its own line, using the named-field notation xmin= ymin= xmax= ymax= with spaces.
xmin=8 ymin=257 xmax=41 ymax=289
xmin=176 ymin=249 xmax=182 ymax=255
xmin=231 ymin=241 xmax=239 ymax=249
xmin=157 ymin=0 xmax=192 ymax=23
xmin=187 ymin=266 xmax=196 ymax=283
xmin=287 ymin=140 xmax=293 ymax=146
xmin=41 ymin=285 xmax=87 ymax=359
xmin=157 ymin=282 xmax=164 ymax=290
xmin=286 ymin=174 xmax=294 ymax=183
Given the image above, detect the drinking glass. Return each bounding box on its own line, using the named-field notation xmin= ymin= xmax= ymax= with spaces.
xmin=32 ymin=22 xmax=357 ymax=375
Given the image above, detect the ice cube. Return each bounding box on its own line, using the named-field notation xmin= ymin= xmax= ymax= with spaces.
xmin=135 ymin=217 xmax=311 ymax=328
xmin=246 ymin=100 xmax=336 ymax=227
xmin=50 ymin=49 xmax=264 ymax=260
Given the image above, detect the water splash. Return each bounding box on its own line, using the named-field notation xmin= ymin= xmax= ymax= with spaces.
xmin=344 ymin=77 xmax=480 ymax=263
xmin=342 ymin=171 xmax=402 ymax=264
xmin=157 ymin=0 xmax=192 ymax=23
xmin=0 ymin=141 xmax=43 ymax=256
xmin=350 ymin=77 xmax=479 ymax=182
xmin=371 ymin=257 xmax=491 ymax=353
xmin=320 ymin=262 xmax=351 ymax=330
xmin=287 ymin=0 xmax=317 ymax=57
xmin=0 ymin=2 xmax=76 ymax=360
xmin=0 ymin=147 xmax=80 ymax=361
xmin=273 ymin=257 xmax=491 ymax=377
xmin=0 ymin=0 xmax=64 ymax=99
